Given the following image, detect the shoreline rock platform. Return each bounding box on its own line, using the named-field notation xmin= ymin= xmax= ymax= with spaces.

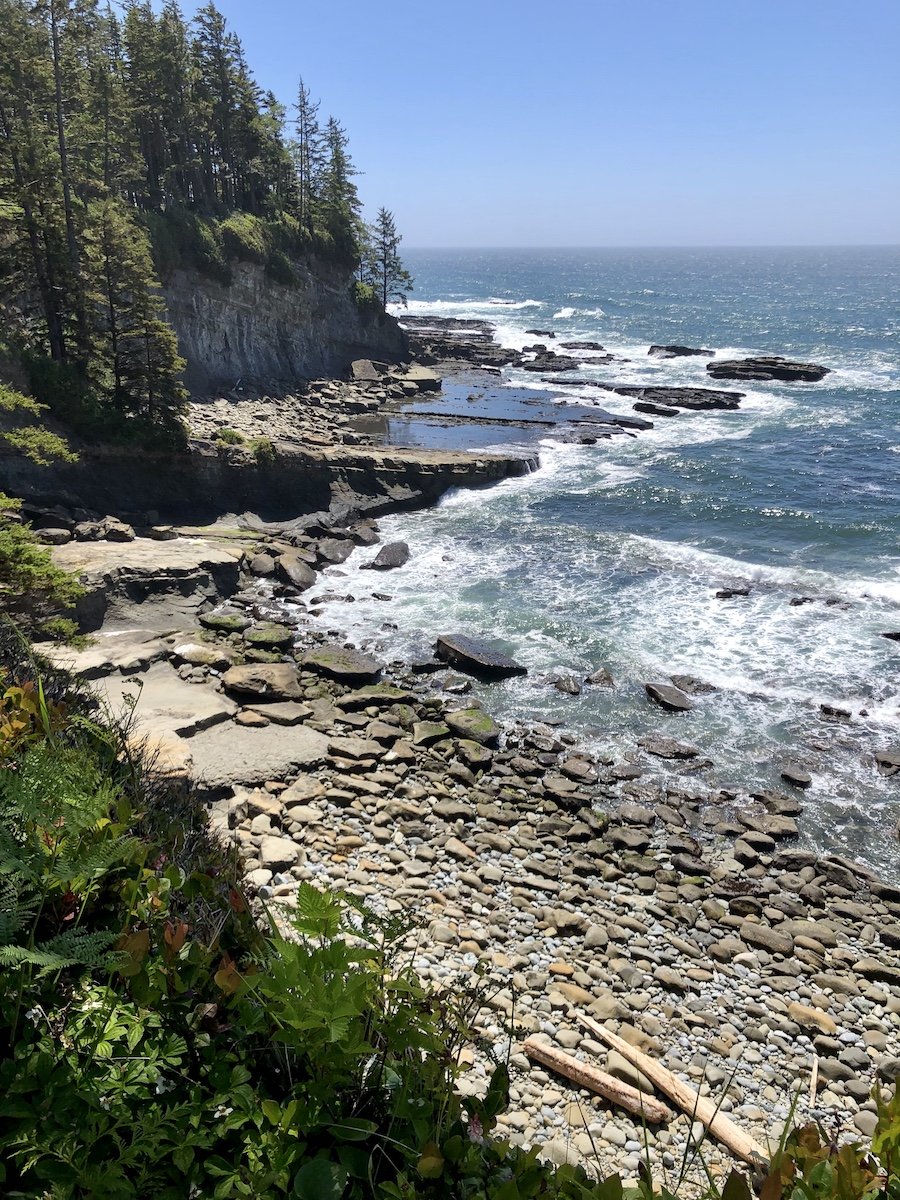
xmin=26 ymin=317 xmax=893 ymax=1195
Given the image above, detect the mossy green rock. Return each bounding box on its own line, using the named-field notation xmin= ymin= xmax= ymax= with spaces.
xmin=412 ymin=720 xmax=450 ymax=746
xmin=199 ymin=609 xmax=251 ymax=633
xmin=456 ymin=738 xmax=494 ymax=767
xmin=337 ymin=684 xmax=415 ymax=710
xmin=244 ymin=648 xmax=284 ymax=664
xmin=244 ymin=622 xmax=293 ymax=649
xmin=444 ymin=707 xmax=500 ymax=746
xmin=301 ymin=644 xmax=381 ymax=683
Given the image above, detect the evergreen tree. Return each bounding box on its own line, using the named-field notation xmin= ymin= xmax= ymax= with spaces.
xmin=320 ymin=115 xmax=360 ymax=259
xmin=84 ymin=197 xmax=186 ymax=434
xmin=368 ymin=207 xmax=412 ymax=309
xmin=292 ymin=78 xmax=325 ymax=237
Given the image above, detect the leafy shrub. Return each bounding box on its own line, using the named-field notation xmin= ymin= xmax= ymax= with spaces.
xmin=249 ymin=436 xmax=276 ymax=464
xmin=0 ymin=497 xmax=85 ymax=635
xmin=353 ymin=280 xmax=378 ymax=312
xmin=0 ymin=381 xmax=77 ymax=464
xmin=220 ymin=212 xmax=269 ymax=265
xmin=213 ymin=427 xmax=245 ymax=445
xmin=265 ymin=248 xmax=297 ymax=286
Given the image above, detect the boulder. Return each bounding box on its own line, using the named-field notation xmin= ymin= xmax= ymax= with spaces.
xmin=103 ymin=518 xmax=136 ymax=542
xmin=648 ymin=344 xmax=714 ymax=359
xmin=301 ymin=644 xmax=381 ymax=683
xmin=444 ymin=706 xmax=500 ymax=746
xmin=362 ymin=541 xmax=410 ymax=571
xmin=316 ymin=538 xmax=355 ymax=565
xmin=876 ymin=749 xmax=900 ymax=778
xmin=221 ymin=663 xmax=303 ymax=701
xmin=243 ymin=622 xmax=294 ymax=650
xmin=585 ymin=666 xmax=614 ymax=687
xmin=560 ymin=341 xmax=606 ymax=351
xmin=171 ymin=641 xmax=235 ymax=670
xmin=707 ymin=357 xmax=830 ymax=383
xmin=351 ymin=359 xmax=381 ymax=382
xmin=781 ymin=762 xmax=812 ymax=789
xmin=275 ymin=552 xmax=316 ymax=591
xmin=645 ymin=682 xmax=694 ymax=712
xmin=36 ymin=527 xmax=73 ymax=545
xmin=402 ymin=364 xmax=442 ymax=392
xmin=199 ymin=608 xmax=251 ymax=633
xmin=435 ymin=634 xmax=527 ymax=680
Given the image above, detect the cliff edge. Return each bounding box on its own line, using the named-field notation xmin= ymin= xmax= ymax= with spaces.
xmin=164 ymin=257 xmax=408 ymax=394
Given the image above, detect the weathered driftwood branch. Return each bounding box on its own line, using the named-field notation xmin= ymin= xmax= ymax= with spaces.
xmin=523 ymin=1037 xmax=672 ymax=1124
xmin=576 ymin=1013 xmax=769 ymax=1168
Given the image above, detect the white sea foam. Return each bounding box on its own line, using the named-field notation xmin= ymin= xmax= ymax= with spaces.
xmin=552 ymin=307 xmax=576 ymax=320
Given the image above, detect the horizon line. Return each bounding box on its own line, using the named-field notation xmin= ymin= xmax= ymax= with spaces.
xmin=401 ymin=243 xmax=900 ymax=252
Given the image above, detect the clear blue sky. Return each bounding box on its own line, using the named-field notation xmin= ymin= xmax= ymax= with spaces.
xmin=209 ymin=0 xmax=899 ymax=247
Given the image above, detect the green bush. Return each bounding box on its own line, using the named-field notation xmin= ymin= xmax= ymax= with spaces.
xmin=213 ymin=427 xmax=245 ymax=445
xmin=0 ymin=497 xmax=84 ymax=635
xmin=353 ymin=280 xmax=379 ymax=313
xmin=249 ymin=436 xmax=276 ymax=464
xmin=265 ymin=248 xmax=297 ymax=286
xmin=220 ymin=212 xmax=269 ymax=265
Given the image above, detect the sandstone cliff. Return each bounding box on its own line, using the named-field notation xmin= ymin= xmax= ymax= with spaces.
xmin=163 ymin=258 xmax=408 ymax=394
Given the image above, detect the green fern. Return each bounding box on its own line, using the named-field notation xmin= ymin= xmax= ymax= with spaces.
xmin=0 ymin=927 xmax=120 ymax=975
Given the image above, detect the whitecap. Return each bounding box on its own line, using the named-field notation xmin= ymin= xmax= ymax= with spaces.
xmin=552 ymin=307 xmax=576 ymax=319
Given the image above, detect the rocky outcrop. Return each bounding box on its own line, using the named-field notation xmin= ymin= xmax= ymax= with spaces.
xmin=164 ymin=258 xmax=408 ymax=393
xmin=599 ymin=385 xmax=744 ymax=411
xmin=648 ymin=344 xmax=713 ymax=358
xmin=707 ymin=357 xmax=830 ymax=383
xmin=0 ymin=441 xmax=537 ymax=526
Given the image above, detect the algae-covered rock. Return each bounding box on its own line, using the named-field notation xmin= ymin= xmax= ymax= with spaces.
xmin=199 ymin=608 xmax=251 ymax=633
xmin=301 ymin=644 xmax=381 ymax=683
xmin=336 ymin=683 xmax=415 ymax=709
xmin=244 ymin=622 xmax=293 ymax=650
xmin=444 ymin=707 xmax=500 ymax=746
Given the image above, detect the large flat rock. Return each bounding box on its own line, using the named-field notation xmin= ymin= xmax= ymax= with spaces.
xmin=301 ymin=645 xmax=382 ymax=683
xmin=435 ymin=634 xmax=527 ymax=680
xmin=33 ymin=628 xmax=178 ymax=680
xmin=707 ymin=356 xmax=830 ymax=383
xmin=189 ymin=721 xmax=328 ymax=790
xmin=96 ymin=663 xmax=236 ymax=738
xmin=222 ymin=663 xmax=303 ymax=700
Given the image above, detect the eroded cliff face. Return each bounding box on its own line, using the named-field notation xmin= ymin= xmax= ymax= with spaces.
xmin=163 ymin=258 xmax=408 ymax=393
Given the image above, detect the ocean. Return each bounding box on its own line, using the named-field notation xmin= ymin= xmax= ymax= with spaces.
xmin=324 ymin=247 xmax=900 ymax=877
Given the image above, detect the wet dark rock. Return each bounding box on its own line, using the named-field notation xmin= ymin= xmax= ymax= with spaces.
xmin=362 ymin=541 xmax=410 ymax=571
xmin=525 ymin=329 xmax=555 ymax=338
xmin=781 ymin=762 xmax=812 ymax=789
xmin=36 ymin=527 xmax=72 ymax=545
xmin=876 ymin=749 xmax=900 ymax=778
xmin=820 ymin=703 xmax=852 ymax=722
xmin=645 ymin=682 xmax=694 ymax=713
xmin=648 ymin=344 xmax=714 ymax=359
xmin=560 ymin=341 xmax=606 ymax=351
xmin=882 ymin=631 xmax=900 ymax=642
xmin=639 ymin=734 xmax=699 ymax=759
xmin=707 ymin=356 xmax=830 ymax=383
xmin=716 ymin=586 xmax=751 ymax=599
xmin=435 ymin=634 xmax=527 ymax=680
xmin=670 ymin=674 xmax=717 ymax=695
xmin=522 ymin=350 xmax=580 ymax=373
xmin=550 ymin=672 xmax=582 ymax=697
xmin=597 ymin=384 xmax=744 ymax=411
xmin=585 ymin=666 xmax=615 ymax=687
xmin=633 ymin=401 xmax=679 ymax=417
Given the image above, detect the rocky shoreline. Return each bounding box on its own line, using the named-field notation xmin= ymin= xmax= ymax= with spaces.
xmin=32 ymin=319 xmax=898 ymax=1194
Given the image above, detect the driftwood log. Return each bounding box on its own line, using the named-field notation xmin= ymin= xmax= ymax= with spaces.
xmin=576 ymin=1013 xmax=769 ymax=1168
xmin=523 ymin=1037 xmax=672 ymax=1124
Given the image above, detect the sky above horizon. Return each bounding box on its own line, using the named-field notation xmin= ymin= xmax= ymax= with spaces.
xmin=205 ymin=0 xmax=899 ymax=248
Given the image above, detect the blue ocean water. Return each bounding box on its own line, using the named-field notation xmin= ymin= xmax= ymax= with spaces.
xmin=331 ymin=248 xmax=900 ymax=875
